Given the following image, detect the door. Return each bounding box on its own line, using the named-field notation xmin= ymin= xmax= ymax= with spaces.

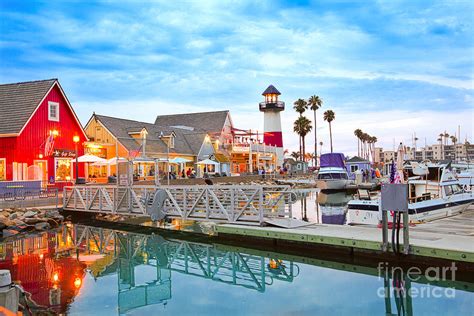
xmin=34 ymin=160 xmax=48 ymax=183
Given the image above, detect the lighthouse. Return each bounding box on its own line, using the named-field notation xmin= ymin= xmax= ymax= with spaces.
xmin=260 ymin=85 xmax=284 ymax=166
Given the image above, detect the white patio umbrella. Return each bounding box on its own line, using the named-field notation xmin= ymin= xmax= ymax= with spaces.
xmin=196 ymin=158 xmax=219 ymax=165
xmin=107 ymin=157 xmax=128 ymax=165
xmin=170 ymin=157 xmax=192 ymax=164
xmin=76 ymin=154 xmax=107 ymax=163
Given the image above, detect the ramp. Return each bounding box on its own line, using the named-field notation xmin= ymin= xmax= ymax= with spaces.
xmin=264 ymin=218 xmax=313 ymax=228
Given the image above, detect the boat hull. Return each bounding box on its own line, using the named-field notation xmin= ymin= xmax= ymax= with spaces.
xmin=346 ymin=195 xmax=474 ymax=225
xmin=316 ymin=179 xmax=350 ymax=190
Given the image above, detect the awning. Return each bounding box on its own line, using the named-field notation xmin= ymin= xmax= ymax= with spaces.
xmin=196 ymin=158 xmax=219 ymax=165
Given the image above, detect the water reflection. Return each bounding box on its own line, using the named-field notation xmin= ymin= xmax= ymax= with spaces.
xmin=293 ymin=191 xmax=353 ymax=224
xmin=0 ymin=225 xmax=472 ymax=315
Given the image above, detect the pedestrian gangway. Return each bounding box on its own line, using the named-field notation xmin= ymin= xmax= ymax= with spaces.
xmin=63 ymin=185 xmax=298 ymax=225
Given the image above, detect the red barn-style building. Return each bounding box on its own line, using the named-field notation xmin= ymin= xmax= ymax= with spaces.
xmin=0 ymin=79 xmax=87 ymax=186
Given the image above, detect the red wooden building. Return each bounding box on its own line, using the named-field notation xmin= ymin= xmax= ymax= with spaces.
xmin=0 ymin=79 xmax=87 ymax=186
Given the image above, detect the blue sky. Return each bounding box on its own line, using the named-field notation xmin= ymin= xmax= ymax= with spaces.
xmin=1 ymin=0 xmax=472 ymax=154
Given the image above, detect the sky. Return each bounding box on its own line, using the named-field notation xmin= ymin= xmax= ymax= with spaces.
xmin=0 ymin=0 xmax=473 ymax=155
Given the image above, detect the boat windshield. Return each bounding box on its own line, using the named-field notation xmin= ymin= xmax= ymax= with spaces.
xmin=318 ymin=173 xmax=348 ymax=180
xmin=444 ymin=184 xmax=464 ymax=196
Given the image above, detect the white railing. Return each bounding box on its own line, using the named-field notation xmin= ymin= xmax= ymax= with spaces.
xmin=63 ymin=185 xmax=296 ymax=224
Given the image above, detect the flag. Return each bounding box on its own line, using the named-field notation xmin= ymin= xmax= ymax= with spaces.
xmin=129 ymin=144 xmax=142 ymax=159
xmin=44 ymin=134 xmax=55 ymax=157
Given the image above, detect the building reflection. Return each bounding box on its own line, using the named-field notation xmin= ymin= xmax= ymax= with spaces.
xmin=0 ymin=227 xmax=86 ymax=313
xmin=0 ymin=225 xmax=299 ymax=314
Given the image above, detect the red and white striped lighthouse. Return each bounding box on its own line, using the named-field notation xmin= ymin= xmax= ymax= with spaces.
xmin=259 ymin=85 xmax=284 ymax=166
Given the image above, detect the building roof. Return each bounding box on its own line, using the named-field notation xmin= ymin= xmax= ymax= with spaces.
xmin=154 ymin=110 xmax=229 ymax=136
xmin=0 ymin=79 xmax=57 ymax=135
xmin=93 ymin=114 xmax=207 ymax=156
xmin=346 ymin=156 xmax=370 ymax=163
xmin=262 ymin=85 xmax=281 ymax=95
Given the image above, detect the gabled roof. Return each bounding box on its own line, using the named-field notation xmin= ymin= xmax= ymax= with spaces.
xmin=154 ymin=110 xmax=229 ymax=136
xmin=347 ymin=156 xmax=370 ymax=163
xmin=92 ymin=114 xmax=207 ymax=156
xmin=262 ymin=85 xmax=281 ymax=95
xmin=0 ymin=79 xmax=57 ymax=135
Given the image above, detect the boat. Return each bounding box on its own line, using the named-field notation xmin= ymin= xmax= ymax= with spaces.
xmin=346 ymin=161 xmax=474 ymax=225
xmin=315 ymin=153 xmax=351 ymax=191
xmin=452 ymin=162 xmax=474 ymax=191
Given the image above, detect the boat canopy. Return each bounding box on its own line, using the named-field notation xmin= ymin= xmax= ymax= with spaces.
xmin=320 ymin=153 xmax=346 ymax=168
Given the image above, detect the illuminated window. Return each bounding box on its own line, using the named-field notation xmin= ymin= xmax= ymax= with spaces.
xmin=48 ymin=101 xmax=59 ymax=121
xmin=55 ymin=158 xmax=72 ymax=181
xmin=0 ymin=158 xmax=5 ymax=181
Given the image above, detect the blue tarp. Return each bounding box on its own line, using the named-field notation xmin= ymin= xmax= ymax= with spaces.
xmin=320 ymin=153 xmax=346 ymax=168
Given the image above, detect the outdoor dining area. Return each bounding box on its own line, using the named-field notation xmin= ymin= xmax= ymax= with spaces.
xmin=74 ymin=154 xmax=228 ymax=184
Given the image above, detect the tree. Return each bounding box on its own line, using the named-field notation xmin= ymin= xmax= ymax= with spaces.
xmin=290 ymin=151 xmax=300 ymax=160
xmin=323 ymin=110 xmax=335 ymax=153
xmin=465 ymin=141 xmax=471 ymax=160
xmin=293 ymin=98 xmax=308 ymax=159
xmin=450 ymin=135 xmax=457 ymax=145
xmin=308 ymin=95 xmax=323 ymax=167
xmin=354 ymin=129 xmax=362 ymax=157
xmin=293 ymin=116 xmax=312 ymax=161
xmin=444 ymin=132 xmax=449 ymax=146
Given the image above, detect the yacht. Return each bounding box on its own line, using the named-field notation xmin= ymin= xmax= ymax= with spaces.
xmin=452 ymin=162 xmax=474 ymax=191
xmin=315 ymin=153 xmax=351 ymax=190
xmin=346 ymin=162 xmax=474 ymax=225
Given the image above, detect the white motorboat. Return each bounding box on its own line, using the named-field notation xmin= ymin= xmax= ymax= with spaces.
xmin=315 ymin=153 xmax=351 ymax=190
xmin=452 ymin=162 xmax=474 ymax=191
xmin=346 ymin=162 xmax=474 ymax=225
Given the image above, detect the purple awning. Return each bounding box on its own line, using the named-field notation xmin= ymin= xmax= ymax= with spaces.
xmin=320 ymin=153 xmax=346 ymax=168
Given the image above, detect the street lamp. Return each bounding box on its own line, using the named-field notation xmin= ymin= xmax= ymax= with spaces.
xmin=159 ymin=132 xmax=170 ymax=185
xmin=73 ymin=136 xmax=80 ymax=184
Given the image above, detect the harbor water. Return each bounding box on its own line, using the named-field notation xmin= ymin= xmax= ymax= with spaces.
xmin=0 ymin=223 xmax=472 ymax=315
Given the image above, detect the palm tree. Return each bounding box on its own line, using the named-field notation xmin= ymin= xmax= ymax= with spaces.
xmin=294 ymin=116 xmax=312 ymax=160
xmin=450 ymin=135 xmax=457 ymax=145
xmin=290 ymin=151 xmax=300 ymax=160
xmin=414 ymin=136 xmax=419 ymax=157
xmin=444 ymin=132 xmax=449 ymax=146
xmin=354 ymin=129 xmax=363 ymax=156
xmin=293 ymin=98 xmax=308 ymax=158
xmin=293 ymin=98 xmax=308 ymax=116
xmin=319 ymin=141 xmax=323 ymax=157
xmin=323 ymin=110 xmax=335 ymax=153
xmin=308 ymin=95 xmax=323 ymax=167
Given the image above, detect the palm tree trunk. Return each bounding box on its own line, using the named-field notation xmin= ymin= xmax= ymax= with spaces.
xmin=302 ymin=136 xmax=306 ymax=163
xmin=299 ymin=136 xmax=302 ymax=161
xmin=329 ymin=123 xmax=333 ymax=153
xmin=357 ymin=138 xmax=360 ymax=157
xmin=313 ymin=110 xmax=317 ymax=167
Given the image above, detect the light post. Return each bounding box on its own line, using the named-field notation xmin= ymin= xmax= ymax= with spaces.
xmin=159 ymin=132 xmax=170 ymax=185
xmin=73 ymin=136 xmax=80 ymax=184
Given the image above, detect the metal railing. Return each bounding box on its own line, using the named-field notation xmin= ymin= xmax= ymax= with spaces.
xmin=63 ymin=185 xmax=296 ymax=224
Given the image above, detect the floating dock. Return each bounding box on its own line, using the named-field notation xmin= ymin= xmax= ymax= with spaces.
xmin=216 ymin=209 xmax=474 ymax=263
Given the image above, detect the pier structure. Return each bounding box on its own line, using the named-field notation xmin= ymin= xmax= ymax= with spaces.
xmin=63 ymin=184 xmax=298 ymax=225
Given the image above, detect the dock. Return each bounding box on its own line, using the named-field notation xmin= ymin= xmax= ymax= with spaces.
xmin=216 ymin=209 xmax=474 ymax=263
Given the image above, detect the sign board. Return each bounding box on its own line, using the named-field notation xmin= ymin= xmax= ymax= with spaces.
xmin=118 ymin=161 xmax=131 ymax=186
xmin=51 ymin=149 xmax=76 ymax=158
xmin=381 ymin=183 xmax=408 ymax=212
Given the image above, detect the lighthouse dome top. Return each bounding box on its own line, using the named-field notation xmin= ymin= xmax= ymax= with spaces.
xmin=262 ymin=85 xmax=281 ymax=96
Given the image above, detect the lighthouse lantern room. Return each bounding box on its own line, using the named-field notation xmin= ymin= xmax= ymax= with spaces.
xmin=260 ymin=85 xmax=285 ymax=166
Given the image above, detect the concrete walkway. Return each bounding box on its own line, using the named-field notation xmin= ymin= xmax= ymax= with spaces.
xmin=216 ymin=210 xmax=474 ymax=263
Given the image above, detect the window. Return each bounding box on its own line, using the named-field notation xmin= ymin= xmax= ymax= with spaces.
xmin=350 ymin=165 xmax=359 ymax=172
xmin=170 ymin=135 xmax=175 ymax=148
xmin=0 ymin=158 xmax=6 ymax=181
xmin=55 ymin=158 xmax=72 ymax=182
xmin=48 ymin=101 xmax=59 ymax=121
